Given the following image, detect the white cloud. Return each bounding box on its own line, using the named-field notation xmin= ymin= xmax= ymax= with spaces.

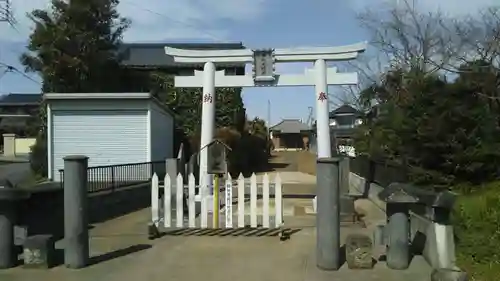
xmin=349 ymin=0 xmax=498 ymax=16
xmin=0 ymin=0 xmax=271 ymax=43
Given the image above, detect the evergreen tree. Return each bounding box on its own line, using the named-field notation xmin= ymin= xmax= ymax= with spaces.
xmin=22 ymin=0 xmax=129 ymax=176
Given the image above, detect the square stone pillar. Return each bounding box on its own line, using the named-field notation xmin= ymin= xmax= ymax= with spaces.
xmin=2 ymin=134 xmax=16 ymax=157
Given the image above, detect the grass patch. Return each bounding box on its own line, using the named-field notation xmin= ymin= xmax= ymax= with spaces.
xmin=456 ymin=254 xmax=500 ymax=281
xmin=453 ymin=181 xmax=500 ymax=281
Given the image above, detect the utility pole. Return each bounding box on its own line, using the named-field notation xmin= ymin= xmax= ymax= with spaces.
xmin=267 ymin=99 xmax=271 ymax=137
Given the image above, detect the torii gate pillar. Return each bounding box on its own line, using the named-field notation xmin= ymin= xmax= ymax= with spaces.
xmin=314 ymin=59 xmax=331 ymax=158
xmin=199 ymin=61 xmax=216 ymax=191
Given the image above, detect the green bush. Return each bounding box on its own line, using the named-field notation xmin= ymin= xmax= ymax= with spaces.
xmin=453 ymin=182 xmax=500 ymax=280
xmin=29 ymin=130 xmax=48 ymax=178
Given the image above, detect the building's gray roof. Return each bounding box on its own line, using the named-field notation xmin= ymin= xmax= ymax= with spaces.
xmin=329 ymin=104 xmax=363 ymax=118
xmin=120 ymin=42 xmax=246 ymax=69
xmin=270 ymin=119 xmax=311 ymax=133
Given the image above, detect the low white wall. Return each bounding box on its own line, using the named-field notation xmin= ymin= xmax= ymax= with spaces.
xmin=349 ymin=172 xmax=457 ymax=270
xmin=15 ymin=138 xmax=36 ymax=155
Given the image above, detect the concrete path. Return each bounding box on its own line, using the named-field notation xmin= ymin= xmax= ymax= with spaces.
xmin=0 ymin=199 xmax=431 ymax=281
xmin=0 ymin=165 xmax=432 ymax=280
xmin=256 ymin=171 xmax=315 ymax=184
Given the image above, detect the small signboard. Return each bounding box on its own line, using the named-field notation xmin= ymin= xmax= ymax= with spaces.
xmin=252 ymin=49 xmax=276 ymax=84
xmin=205 ymin=139 xmax=231 ymax=175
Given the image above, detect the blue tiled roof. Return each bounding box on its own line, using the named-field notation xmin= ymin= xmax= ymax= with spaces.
xmin=0 ymin=93 xmax=42 ymax=105
xmin=120 ymin=42 xmax=246 ymax=68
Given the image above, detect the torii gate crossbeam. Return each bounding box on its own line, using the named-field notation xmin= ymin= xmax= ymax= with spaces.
xmin=164 ymin=42 xmax=367 ymax=218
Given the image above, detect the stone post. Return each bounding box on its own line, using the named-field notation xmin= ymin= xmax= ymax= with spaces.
xmin=0 ymin=188 xmax=29 ymax=269
xmin=63 ymin=155 xmax=89 ymax=269
xmin=430 ymin=207 xmax=457 ymax=270
xmin=386 ymin=203 xmax=410 ymax=270
xmin=339 ymin=156 xmax=350 ymax=195
xmin=0 ymin=201 xmax=15 ymax=269
xmin=316 ymin=157 xmax=341 ymax=270
xmin=339 ymin=156 xmax=355 ymax=216
xmin=166 ymin=158 xmax=180 ymax=188
xmin=188 ymin=154 xmax=199 ymax=184
xmin=2 ymin=133 xmax=16 ymax=157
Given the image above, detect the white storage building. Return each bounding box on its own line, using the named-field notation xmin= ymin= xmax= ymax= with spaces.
xmin=45 ymin=92 xmax=174 ymax=181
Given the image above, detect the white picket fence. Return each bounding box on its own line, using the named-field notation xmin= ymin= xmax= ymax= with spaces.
xmin=151 ymin=173 xmax=283 ymax=230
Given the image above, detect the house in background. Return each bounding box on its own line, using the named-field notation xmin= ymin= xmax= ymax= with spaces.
xmin=270 ymin=119 xmax=312 ymax=151
xmin=309 ymin=104 xmax=365 ymax=156
xmin=329 ymin=104 xmax=364 ymax=156
xmin=0 ymin=93 xmax=41 ymax=117
xmin=0 ymin=93 xmax=41 ymax=137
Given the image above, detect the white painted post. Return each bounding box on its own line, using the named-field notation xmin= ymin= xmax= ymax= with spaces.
xmin=225 ymin=174 xmax=233 ymax=228
xmin=176 ymin=174 xmax=184 ymax=228
xmin=237 ymin=174 xmax=245 ymax=228
xmin=151 ymin=173 xmax=159 ymax=226
xmin=250 ymin=173 xmax=258 ymax=228
xmin=275 ymin=174 xmax=283 ymax=228
xmin=314 ymin=59 xmax=332 ymax=159
xmin=262 ymin=173 xmax=270 ymax=228
xmin=199 ymin=61 xmax=216 ymax=198
xmin=188 ymin=174 xmax=196 ymax=228
xmin=200 ymin=175 xmax=208 ymax=228
xmin=164 ymin=175 xmax=172 ymax=228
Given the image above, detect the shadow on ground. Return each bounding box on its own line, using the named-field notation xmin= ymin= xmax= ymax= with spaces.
xmin=88 ymin=244 xmax=152 ymax=266
xmin=48 ymin=244 xmax=152 ymax=268
xmin=162 ymin=227 xmax=302 ymax=238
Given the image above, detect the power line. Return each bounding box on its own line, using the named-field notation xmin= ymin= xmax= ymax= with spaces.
xmin=1 ymin=0 xmax=229 ymax=90
xmin=120 ymin=0 xmax=225 ymax=41
xmin=0 ymin=62 xmax=41 ymax=85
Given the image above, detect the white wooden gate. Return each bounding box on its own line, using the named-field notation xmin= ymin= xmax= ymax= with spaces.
xmin=151 ymin=173 xmax=283 ymax=235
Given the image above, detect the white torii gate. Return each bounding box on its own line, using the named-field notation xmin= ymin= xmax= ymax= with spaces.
xmin=165 ymin=42 xmax=366 ymax=209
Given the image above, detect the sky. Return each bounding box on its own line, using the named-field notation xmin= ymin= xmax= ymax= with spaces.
xmin=0 ymin=0 xmax=497 ymax=126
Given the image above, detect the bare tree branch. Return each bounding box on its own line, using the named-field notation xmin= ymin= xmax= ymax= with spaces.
xmin=357 ymin=0 xmax=460 ymax=76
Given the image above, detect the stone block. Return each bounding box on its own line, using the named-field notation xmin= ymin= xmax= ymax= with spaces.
xmin=23 ymin=235 xmax=55 ymax=269
xmin=345 ymin=233 xmax=374 ymax=269
xmin=431 ymin=268 xmax=468 ymax=281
